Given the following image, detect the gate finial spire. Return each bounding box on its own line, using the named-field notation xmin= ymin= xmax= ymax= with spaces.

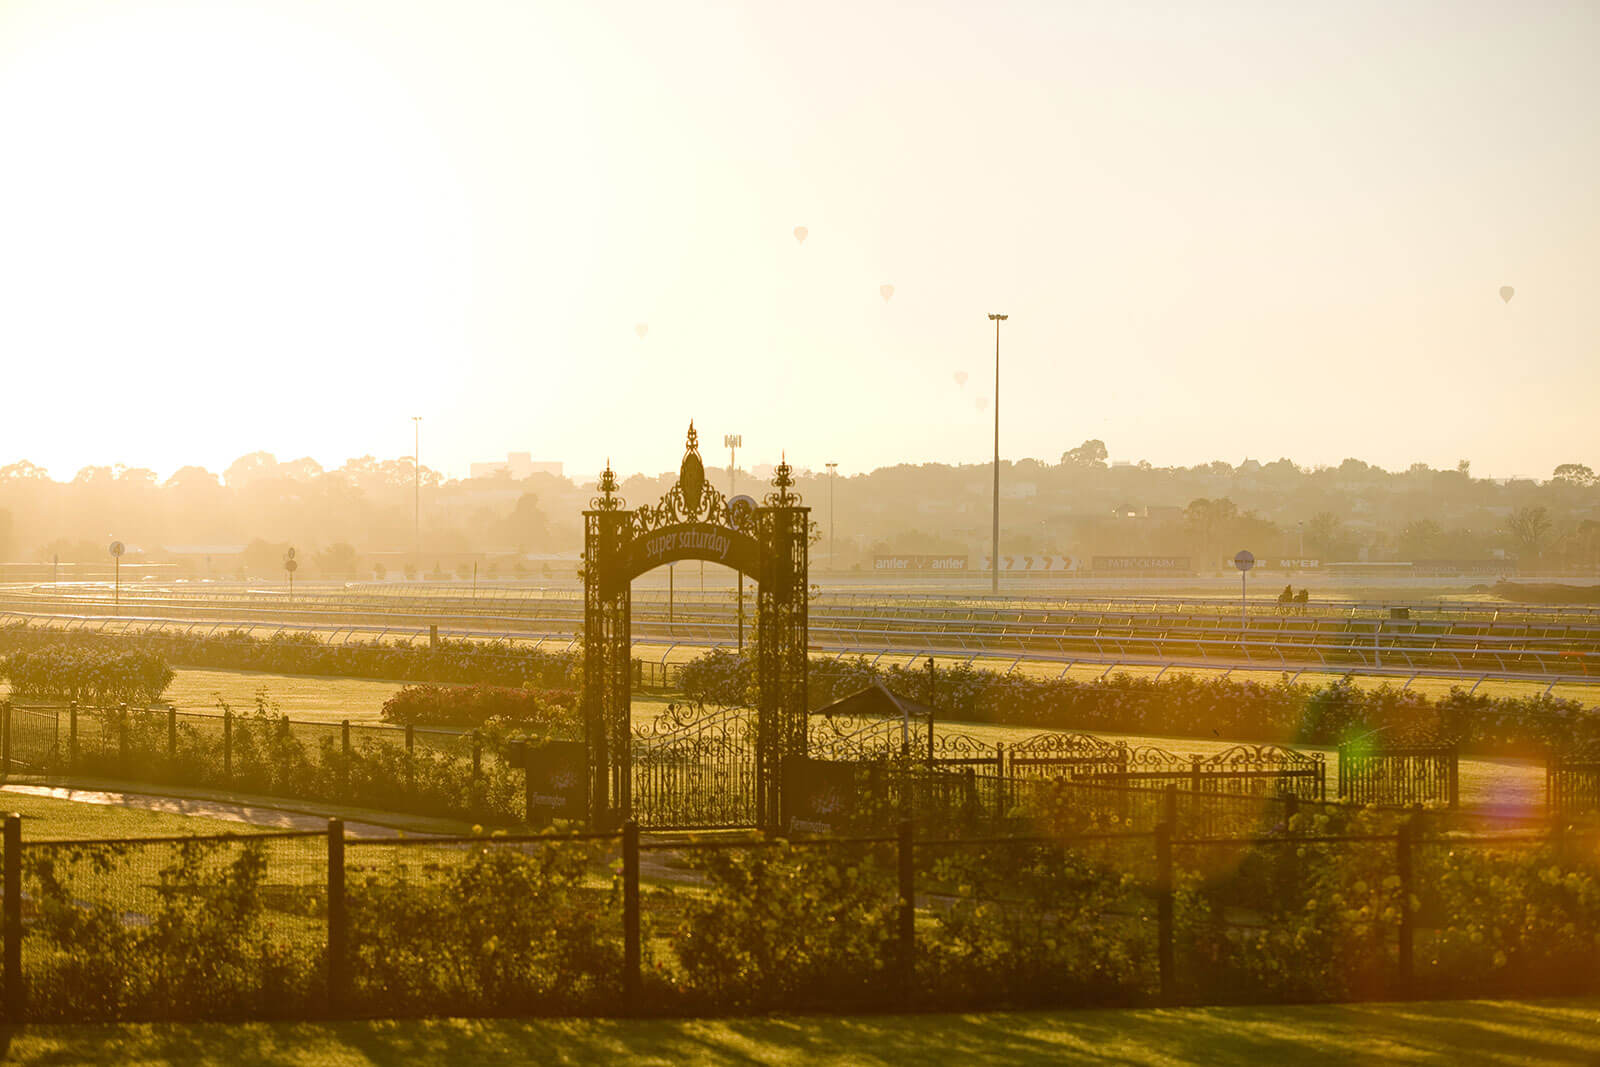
xmin=593 ymin=458 xmax=623 ymax=510
xmin=768 ymin=451 xmax=799 ymax=506
xmin=685 ymin=420 xmax=699 ymax=455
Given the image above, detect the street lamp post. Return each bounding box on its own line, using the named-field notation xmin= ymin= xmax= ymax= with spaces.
xmin=725 ymin=433 xmax=743 ymax=650
xmin=412 ymin=416 xmax=422 ymax=580
xmin=987 ymin=313 xmax=1007 ymax=594
xmin=825 ymin=462 xmax=838 ymax=572
xmin=108 ymin=540 xmax=124 ymax=613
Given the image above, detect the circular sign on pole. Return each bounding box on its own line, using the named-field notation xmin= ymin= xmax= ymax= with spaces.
xmin=284 ymin=558 xmax=299 ymax=573
xmin=109 ymin=541 xmax=125 ymax=558
xmin=1233 ymin=550 xmax=1255 ymax=572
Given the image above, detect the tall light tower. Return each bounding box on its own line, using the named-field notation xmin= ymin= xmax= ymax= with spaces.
xmin=825 ymin=461 xmax=838 ymax=572
xmin=987 ymin=313 xmax=1007 ymax=594
xmin=724 ymin=433 xmax=741 ymax=495
xmin=412 ymin=416 xmax=422 ymax=578
xmin=725 ymin=432 xmax=743 ymax=645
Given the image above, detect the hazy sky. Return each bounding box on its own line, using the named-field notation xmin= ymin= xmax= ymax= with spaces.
xmin=0 ymin=0 xmax=1594 ymax=483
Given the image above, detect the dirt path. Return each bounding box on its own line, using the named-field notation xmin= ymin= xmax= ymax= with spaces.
xmin=0 ymin=784 xmax=418 ymax=839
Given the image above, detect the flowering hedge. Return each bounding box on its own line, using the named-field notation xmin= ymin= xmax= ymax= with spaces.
xmin=379 ymin=684 xmax=580 ymax=731
xmin=1 ymin=647 xmax=173 ymax=706
xmin=0 ymin=623 xmax=578 ymax=690
xmin=679 ymin=648 xmax=1600 ymax=755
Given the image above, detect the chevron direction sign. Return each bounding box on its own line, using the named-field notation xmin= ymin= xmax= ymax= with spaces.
xmin=980 ymin=555 xmax=1075 ymax=571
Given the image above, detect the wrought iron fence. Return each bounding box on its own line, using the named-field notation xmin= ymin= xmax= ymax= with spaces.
xmin=1548 ymin=746 xmax=1600 ymax=814
xmin=1337 ymin=742 xmax=1459 ymax=808
xmin=0 ymin=701 xmax=521 ymax=824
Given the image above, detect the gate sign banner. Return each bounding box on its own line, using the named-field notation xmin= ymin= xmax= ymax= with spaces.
xmin=980 ymin=555 xmax=1075 ymax=571
xmin=782 ymin=757 xmax=860 ymax=834
xmin=620 ymin=522 xmax=761 ymax=583
xmin=873 ymin=554 xmax=968 ymax=571
xmin=1091 ymin=556 xmax=1192 ymax=571
xmin=523 ymin=740 xmax=587 ymax=824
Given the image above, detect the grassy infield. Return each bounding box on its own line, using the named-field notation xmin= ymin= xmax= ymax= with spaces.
xmin=5 ymin=998 xmax=1600 ymax=1064
xmin=2 ymin=665 xmax=1598 ymax=1063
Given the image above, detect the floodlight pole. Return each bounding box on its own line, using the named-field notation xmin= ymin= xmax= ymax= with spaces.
xmin=412 ymin=416 xmax=422 ymax=579
xmin=825 ymin=462 xmax=838 ymax=572
xmin=988 ymin=313 xmax=1007 ymax=594
xmin=726 ymin=433 xmax=743 ymax=651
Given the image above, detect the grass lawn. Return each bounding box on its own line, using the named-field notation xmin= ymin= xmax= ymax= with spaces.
xmin=3 ymin=997 xmax=1599 ymax=1065
xmin=0 ymin=777 xmax=481 ymax=837
xmin=0 ymin=787 xmax=255 ymax=839
xmin=160 ymin=668 xmax=408 ymax=723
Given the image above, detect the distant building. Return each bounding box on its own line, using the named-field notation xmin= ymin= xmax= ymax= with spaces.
xmin=469 ymin=453 xmax=563 ymax=480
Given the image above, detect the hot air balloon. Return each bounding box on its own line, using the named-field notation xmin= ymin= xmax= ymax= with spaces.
xmin=634 ymin=323 xmax=649 ymax=340
xmin=953 ymin=370 xmax=968 ymax=386
xmin=1499 ymin=286 xmax=1514 ymax=304
xmin=793 ymin=226 xmax=808 ymax=245
xmin=880 ymin=284 xmax=895 ymax=302
xmin=975 ymin=396 xmax=989 ymax=411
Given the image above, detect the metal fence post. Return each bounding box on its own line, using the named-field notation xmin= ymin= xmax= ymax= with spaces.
xmin=4 ymin=812 xmax=21 ymax=1018
xmin=471 ymin=731 xmax=482 ymax=812
xmin=1396 ymin=818 xmax=1414 ymax=998
xmin=117 ymin=702 xmax=128 ymax=770
xmin=68 ymin=701 xmax=78 ymax=772
xmin=340 ymin=720 xmax=351 ymax=798
xmin=623 ymin=819 xmax=640 ymax=1013
xmin=994 ymin=743 xmax=1005 ymax=826
xmin=223 ymin=709 xmax=233 ymax=781
xmin=1156 ymin=815 xmax=1174 ymax=1005
xmin=405 ymin=724 xmax=415 ymax=799
xmin=898 ymin=817 xmax=915 ymax=1006
xmin=327 ymin=817 xmax=346 ymax=1013
xmin=167 ymin=706 xmax=177 ymax=767
xmin=1 ymin=703 xmax=10 ymax=780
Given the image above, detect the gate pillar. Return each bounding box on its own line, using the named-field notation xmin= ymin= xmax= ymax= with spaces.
xmin=757 ymin=457 xmax=810 ymax=830
xmin=583 ymin=465 xmax=632 ymax=829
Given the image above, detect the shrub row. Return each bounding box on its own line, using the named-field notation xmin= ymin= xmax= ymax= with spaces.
xmin=0 ymin=623 xmax=579 ymax=689
xmin=678 ymin=648 xmax=1600 ymax=755
xmin=18 ymin=810 xmax=1598 ymax=1020
xmin=379 ymin=684 xmax=580 ymax=731
xmin=1 ymin=647 xmax=173 ymax=707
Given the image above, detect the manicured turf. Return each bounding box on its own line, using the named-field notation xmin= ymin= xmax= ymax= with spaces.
xmin=1 ymin=777 xmax=480 ymax=837
xmin=161 ymin=668 xmax=409 ymax=723
xmin=0 ymin=787 xmax=252 ymax=839
xmin=4 ymin=997 xmax=1599 ymax=1065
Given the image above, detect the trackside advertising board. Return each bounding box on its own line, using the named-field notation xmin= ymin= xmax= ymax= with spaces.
xmin=873 ymin=555 xmax=969 ymax=571
xmin=1091 ymin=556 xmax=1192 ymax=572
xmin=981 ymin=555 xmax=1076 ymax=572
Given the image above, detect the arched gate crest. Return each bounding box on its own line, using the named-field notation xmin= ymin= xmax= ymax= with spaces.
xmin=583 ymin=422 xmax=809 ymax=829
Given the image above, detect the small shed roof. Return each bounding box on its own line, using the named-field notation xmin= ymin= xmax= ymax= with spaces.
xmin=814 ymin=680 xmax=934 ymax=722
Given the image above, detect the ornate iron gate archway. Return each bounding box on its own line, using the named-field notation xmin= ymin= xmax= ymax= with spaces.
xmin=583 ymin=422 xmax=809 ymax=830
